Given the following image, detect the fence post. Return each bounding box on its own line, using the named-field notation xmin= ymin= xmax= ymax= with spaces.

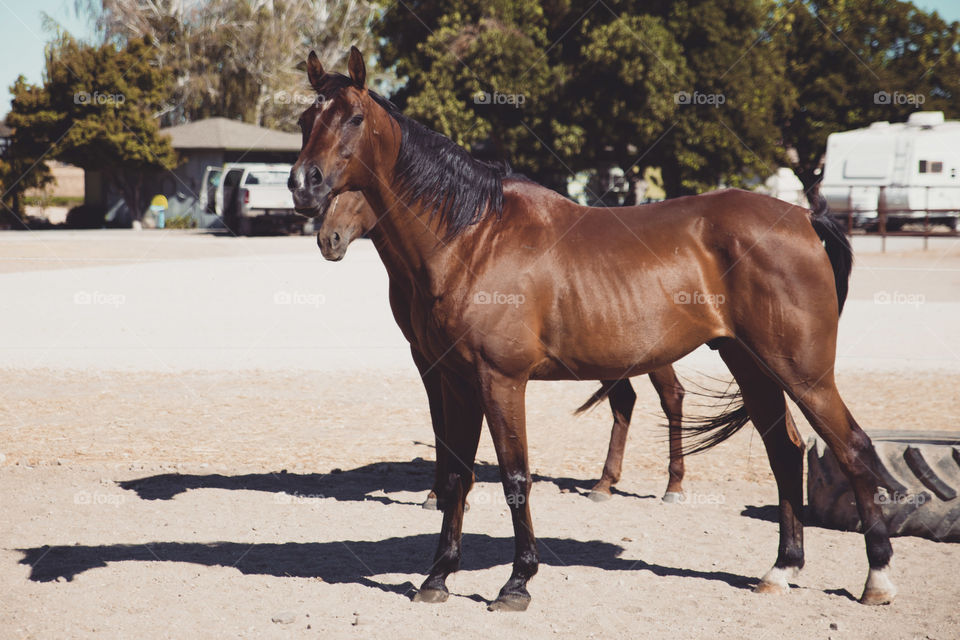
xmin=879 ymin=185 xmax=886 ymax=253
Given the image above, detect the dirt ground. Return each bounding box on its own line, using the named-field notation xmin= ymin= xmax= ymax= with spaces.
xmin=1 ymin=230 xmax=958 ymax=639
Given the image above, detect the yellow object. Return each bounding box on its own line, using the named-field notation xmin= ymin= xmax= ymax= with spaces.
xmin=150 ymin=194 xmax=168 ymax=209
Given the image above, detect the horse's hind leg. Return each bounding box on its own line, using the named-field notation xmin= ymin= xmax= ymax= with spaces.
xmin=719 ymin=344 xmax=805 ymax=594
xmin=727 ymin=341 xmax=896 ymax=605
xmin=794 ymin=384 xmax=896 ymax=604
xmin=588 ymin=379 xmax=635 ymax=501
xmin=648 ymin=365 xmax=686 ymax=502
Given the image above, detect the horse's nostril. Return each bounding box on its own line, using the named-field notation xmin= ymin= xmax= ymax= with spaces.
xmin=310 ymin=166 xmax=323 ymax=184
xmin=287 ymin=173 xmax=297 ymax=191
xmin=333 ymin=232 xmax=341 ymax=244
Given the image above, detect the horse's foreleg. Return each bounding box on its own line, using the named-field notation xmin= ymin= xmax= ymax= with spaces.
xmin=414 ymin=373 xmax=483 ymax=603
xmin=588 ymin=379 xmax=636 ymax=501
xmin=411 ymin=347 xmax=446 ymax=510
xmin=648 ymin=365 xmax=686 ymax=502
xmin=478 ymin=368 xmax=537 ymax=612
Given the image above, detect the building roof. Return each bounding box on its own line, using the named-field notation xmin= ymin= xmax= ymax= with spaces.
xmin=160 ymin=117 xmax=301 ymax=152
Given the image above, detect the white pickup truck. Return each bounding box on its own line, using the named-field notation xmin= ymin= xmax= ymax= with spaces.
xmin=202 ymin=163 xmax=304 ymax=235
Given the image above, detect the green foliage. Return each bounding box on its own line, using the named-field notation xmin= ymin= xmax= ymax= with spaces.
xmin=379 ymin=1 xmax=576 ymax=187
xmin=7 ymin=35 xmax=176 ymax=221
xmin=377 ymin=0 xmax=960 ymax=198
xmin=778 ymin=0 xmax=960 ymax=190
xmin=1 ymin=77 xmax=54 ymax=224
xmin=22 ymin=195 xmax=84 ymax=207
xmin=377 ymin=0 xmax=792 ymax=195
xmin=8 ymin=0 xmax=958 ymax=207
xmin=163 ymin=213 xmax=197 ymax=229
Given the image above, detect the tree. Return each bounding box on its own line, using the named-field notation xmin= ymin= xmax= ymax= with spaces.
xmin=778 ymin=0 xmax=960 ymax=192
xmin=8 ymin=35 xmax=177 ymax=221
xmin=76 ymin=0 xmax=384 ymax=130
xmin=377 ymin=0 xmax=792 ymax=196
xmin=377 ymin=0 xmax=581 ymax=188
xmin=1 ymin=78 xmax=54 ymax=226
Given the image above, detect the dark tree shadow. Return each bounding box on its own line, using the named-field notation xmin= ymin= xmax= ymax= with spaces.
xmin=117 ymin=458 xmax=656 ymax=505
xmin=17 ymin=533 xmax=755 ymax=596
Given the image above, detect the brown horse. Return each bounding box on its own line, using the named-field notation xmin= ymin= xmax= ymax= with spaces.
xmin=318 ymin=191 xmax=687 ymax=504
xmin=289 ymin=47 xmax=897 ymax=610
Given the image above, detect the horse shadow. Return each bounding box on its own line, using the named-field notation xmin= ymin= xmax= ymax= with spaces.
xmin=16 ymin=533 xmax=755 ymax=597
xmin=740 ymin=504 xmax=838 ymax=532
xmin=116 ymin=458 xmax=655 ymax=505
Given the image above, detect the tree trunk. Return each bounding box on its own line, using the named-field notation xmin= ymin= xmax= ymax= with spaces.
xmin=113 ymin=170 xmax=146 ymax=224
xmin=661 ymin=157 xmax=683 ymax=199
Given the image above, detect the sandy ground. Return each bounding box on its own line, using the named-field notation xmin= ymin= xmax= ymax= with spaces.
xmin=1 ymin=230 xmax=959 ymax=639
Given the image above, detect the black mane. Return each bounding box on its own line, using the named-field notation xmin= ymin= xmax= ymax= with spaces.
xmin=318 ymin=73 xmax=518 ymax=238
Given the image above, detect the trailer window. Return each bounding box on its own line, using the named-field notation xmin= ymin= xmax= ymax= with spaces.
xmin=919 ymin=160 xmax=943 ymax=174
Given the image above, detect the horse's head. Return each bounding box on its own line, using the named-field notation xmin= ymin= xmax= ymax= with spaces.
xmin=288 ymin=46 xmax=382 ymax=221
xmin=316 ymin=191 xmax=376 ymax=261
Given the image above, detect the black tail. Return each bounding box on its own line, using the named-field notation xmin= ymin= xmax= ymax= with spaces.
xmin=808 ymin=192 xmax=853 ymax=315
xmin=574 ymin=381 xmax=615 ymax=414
xmin=677 ymin=377 xmax=751 ymax=455
xmin=575 ymin=375 xmax=751 ymax=455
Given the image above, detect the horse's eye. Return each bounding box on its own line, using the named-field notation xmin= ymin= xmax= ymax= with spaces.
xmin=348 ymin=114 xmax=364 ymax=126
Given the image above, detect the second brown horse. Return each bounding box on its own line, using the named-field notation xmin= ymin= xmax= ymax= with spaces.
xmin=318 ymin=192 xmax=688 ymax=505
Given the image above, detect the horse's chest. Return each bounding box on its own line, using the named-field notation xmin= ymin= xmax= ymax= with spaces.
xmin=405 ymin=295 xmax=466 ymax=360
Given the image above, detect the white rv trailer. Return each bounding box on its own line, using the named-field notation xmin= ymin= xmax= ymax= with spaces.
xmin=821 ymin=111 xmax=960 ymax=229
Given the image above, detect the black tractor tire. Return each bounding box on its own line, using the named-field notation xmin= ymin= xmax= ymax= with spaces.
xmin=807 ymin=431 xmax=960 ymax=543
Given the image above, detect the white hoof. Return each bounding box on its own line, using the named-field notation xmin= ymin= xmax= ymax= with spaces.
xmin=860 ymin=566 xmax=897 ymax=605
xmin=661 ymin=491 xmax=683 ymax=504
xmin=754 ymin=566 xmax=799 ymax=594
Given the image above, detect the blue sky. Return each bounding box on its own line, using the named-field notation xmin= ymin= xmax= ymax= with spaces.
xmin=1 ymin=0 xmax=92 ymax=117
xmin=1 ymin=0 xmax=959 ymax=119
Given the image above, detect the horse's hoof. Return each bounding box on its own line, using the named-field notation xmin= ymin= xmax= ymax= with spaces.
xmin=661 ymin=491 xmax=684 ymax=504
xmin=860 ymin=567 xmax=896 ymax=605
xmin=754 ymin=566 xmax=797 ymax=594
xmin=413 ymin=587 xmax=449 ymax=603
xmin=587 ymin=490 xmax=612 ymax=502
xmin=754 ymin=580 xmax=789 ymax=595
xmin=860 ymin=589 xmax=896 ymax=605
xmin=487 ymin=593 xmax=531 ymax=612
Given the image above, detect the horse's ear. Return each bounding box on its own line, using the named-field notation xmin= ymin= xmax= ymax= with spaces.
xmin=307 ymin=50 xmax=325 ymax=92
xmin=348 ymin=46 xmax=366 ymax=88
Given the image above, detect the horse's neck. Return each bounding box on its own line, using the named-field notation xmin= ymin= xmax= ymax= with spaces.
xmin=368 ymin=228 xmax=417 ymax=293
xmin=362 ymin=187 xmax=450 ymax=296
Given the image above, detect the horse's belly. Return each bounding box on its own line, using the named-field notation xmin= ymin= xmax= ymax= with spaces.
xmin=531 ymin=291 xmax=722 ymax=380
xmin=531 ymin=331 xmax=707 ymax=381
